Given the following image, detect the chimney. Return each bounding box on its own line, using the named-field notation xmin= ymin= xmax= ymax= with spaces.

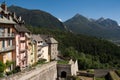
xmin=12 ymin=12 xmax=16 ymax=19
xmin=18 ymin=16 xmax=22 ymax=21
xmin=1 ymin=2 xmax=7 ymax=11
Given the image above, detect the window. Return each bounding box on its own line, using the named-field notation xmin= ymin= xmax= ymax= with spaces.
xmin=31 ymin=53 xmax=33 ymax=55
xmin=8 ymin=40 xmax=10 ymax=46
xmin=8 ymin=28 xmax=10 ymax=34
xmin=2 ymin=40 xmax=5 ymax=47
xmin=31 ymin=60 xmax=33 ymax=62
xmin=0 ymin=14 xmax=3 ymax=18
xmin=20 ymin=33 xmax=24 ymax=37
xmin=10 ymin=40 xmax=12 ymax=46
xmin=0 ymin=28 xmax=4 ymax=35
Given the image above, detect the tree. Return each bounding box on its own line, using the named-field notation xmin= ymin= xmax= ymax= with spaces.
xmin=5 ymin=60 xmax=13 ymax=69
xmin=0 ymin=61 xmax=5 ymax=73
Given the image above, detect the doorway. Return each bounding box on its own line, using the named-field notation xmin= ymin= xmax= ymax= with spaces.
xmin=61 ymin=71 xmax=67 ymax=78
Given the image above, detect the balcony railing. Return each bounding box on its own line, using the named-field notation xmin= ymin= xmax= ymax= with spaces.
xmin=21 ymin=56 xmax=27 ymax=61
xmin=0 ymin=46 xmax=15 ymax=53
xmin=20 ymin=37 xmax=26 ymax=41
xmin=0 ymin=33 xmax=15 ymax=38
xmin=20 ymin=49 xmax=26 ymax=53
xmin=38 ymin=47 xmax=42 ymax=51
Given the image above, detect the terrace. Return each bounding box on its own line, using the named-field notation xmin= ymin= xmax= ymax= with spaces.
xmin=0 ymin=46 xmax=15 ymax=53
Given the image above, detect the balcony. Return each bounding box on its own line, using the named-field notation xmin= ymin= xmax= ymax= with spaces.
xmin=21 ymin=56 xmax=27 ymax=61
xmin=20 ymin=37 xmax=26 ymax=41
xmin=0 ymin=46 xmax=15 ymax=53
xmin=38 ymin=47 xmax=42 ymax=51
xmin=20 ymin=49 xmax=26 ymax=53
xmin=0 ymin=33 xmax=15 ymax=38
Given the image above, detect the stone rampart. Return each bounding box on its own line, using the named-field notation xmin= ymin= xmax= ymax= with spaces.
xmin=1 ymin=61 xmax=57 ymax=80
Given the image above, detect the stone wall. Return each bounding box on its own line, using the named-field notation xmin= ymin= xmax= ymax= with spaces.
xmin=57 ymin=64 xmax=71 ymax=77
xmin=77 ymin=71 xmax=94 ymax=77
xmin=94 ymin=69 xmax=112 ymax=77
xmin=57 ymin=60 xmax=78 ymax=78
xmin=1 ymin=61 xmax=57 ymax=80
xmin=70 ymin=60 xmax=78 ymax=76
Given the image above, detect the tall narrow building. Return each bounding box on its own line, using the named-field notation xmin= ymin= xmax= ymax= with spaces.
xmin=0 ymin=3 xmax=16 ymax=71
xmin=46 ymin=37 xmax=58 ymax=60
xmin=15 ymin=24 xmax=30 ymax=69
xmin=0 ymin=3 xmax=31 ymax=70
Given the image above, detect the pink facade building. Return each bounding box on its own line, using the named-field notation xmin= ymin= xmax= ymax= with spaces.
xmin=15 ymin=24 xmax=30 ymax=69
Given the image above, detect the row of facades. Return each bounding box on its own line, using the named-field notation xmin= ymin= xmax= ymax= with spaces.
xmin=0 ymin=3 xmax=58 ymax=72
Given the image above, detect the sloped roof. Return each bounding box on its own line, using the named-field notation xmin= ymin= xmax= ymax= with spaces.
xmin=0 ymin=7 xmax=2 ymax=12
xmin=15 ymin=24 xmax=30 ymax=32
xmin=0 ymin=16 xmax=16 ymax=24
xmin=31 ymin=34 xmax=43 ymax=42
xmin=40 ymin=35 xmax=49 ymax=40
xmin=25 ymin=33 xmax=31 ymax=38
xmin=46 ymin=37 xmax=58 ymax=44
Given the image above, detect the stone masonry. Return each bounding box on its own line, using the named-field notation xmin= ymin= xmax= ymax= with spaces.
xmin=1 ymin=61 xmax=57 ymax=80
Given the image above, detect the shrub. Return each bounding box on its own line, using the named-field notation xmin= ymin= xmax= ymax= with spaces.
xmin=0 ymin=73 xmax=4 ymax=78
xmin=37 ymin=59 xmax=46 ymax=64
xmin=12 ymin=66 xmax=21 ymax=73
xmin=0 ymin=61 xmax=5 ymax=73
xmin=6 ymin=71 xmax=13 ymax=76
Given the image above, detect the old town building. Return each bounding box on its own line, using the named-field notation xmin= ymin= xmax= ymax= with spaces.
xmin=0 ymin=3 xmax=59 ymax=72
xmin=31 ymin=34 xmax=49 ymax=62
xmin=0 ymin=3 xmax=16 ymax=71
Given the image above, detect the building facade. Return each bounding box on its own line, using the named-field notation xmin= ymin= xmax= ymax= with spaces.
xmin=0 ymin=3 xmax=59 ymax=72
xmin=15 ymin=24 xmax=30 ymax=69
xmin=46 ymin=37 xmax=58 ymax=60
xmin=31 ymin=34 xmax=49 ymax=62
xmin=0 ymin=3 xmax=16 ymax=71
xmin=27 ymin=37 xmax=36 ymax=66
xmin=57 ymin=59 xmax=78 ymax=78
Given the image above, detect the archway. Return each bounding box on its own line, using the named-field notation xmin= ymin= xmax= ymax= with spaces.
xmin=61 ymin=71 xmax=67 ymax=78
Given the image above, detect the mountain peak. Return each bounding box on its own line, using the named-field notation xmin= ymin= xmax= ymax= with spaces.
xmin=96 ymin=17 xmax=119 ymax=27
xmin=64 ymin=13 xmax=120 ymax=40
xmin=8 ymin=5 xmax=65 ymax=30
xmin=74 ymin=13 xmax=81 ymax=17
xmin=71 ymin=13 xmax=89 ymax=22
xmin=73 ymin=13 xmax=86 ymax=19
xmin=97 ymin=17 xmax=105 ymax=22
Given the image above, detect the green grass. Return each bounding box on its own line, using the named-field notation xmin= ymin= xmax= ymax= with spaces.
xmin=87 ymin=69 xmax=94 ymax=74
xmin=37 ymin=59 xmax=46 ymax=64
xmin=57 ymin=60 xmax=69 ymax=64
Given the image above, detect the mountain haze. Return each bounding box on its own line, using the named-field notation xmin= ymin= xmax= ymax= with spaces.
xmin=8 ymin=5 xmax=65 ymax=30
xmin=64 ymin=14 xmax=120 ymax=40
xmin=8 ymin=5 xmax=120 ymax=40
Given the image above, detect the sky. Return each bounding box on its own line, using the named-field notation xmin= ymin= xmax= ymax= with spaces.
xmin=2 ymin=0 xmax=120 ymax=23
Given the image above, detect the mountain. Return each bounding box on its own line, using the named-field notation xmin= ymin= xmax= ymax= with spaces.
xmin=8 ymin=5 xmax=65 ymax=30
xmin=95 ymin=17 xmax=119 ymax=29
xmin=64 ymin=14 xmax=120 ymax=40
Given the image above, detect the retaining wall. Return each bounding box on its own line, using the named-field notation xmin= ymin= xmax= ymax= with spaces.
xmin=1 ymin=61 xmax=57 ymax=80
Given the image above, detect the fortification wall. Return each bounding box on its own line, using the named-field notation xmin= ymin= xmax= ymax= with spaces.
xmin=57 ymin=60 xmax=78 ymax=78
xmin=1 ymin=61 xmax=57 ymax=80
xmin=57 ymin=64 xmax=71 ymax=77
